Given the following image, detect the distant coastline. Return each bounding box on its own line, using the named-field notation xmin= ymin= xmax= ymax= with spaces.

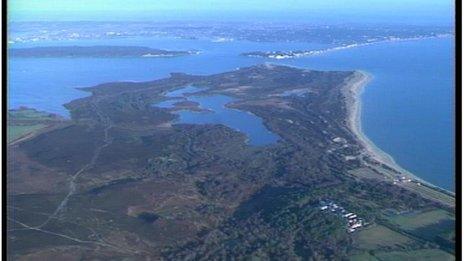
xmin=8 ymin=45 xmax=198 ymax=58
xmin=242 ymin=34 xmax=453 ymax=59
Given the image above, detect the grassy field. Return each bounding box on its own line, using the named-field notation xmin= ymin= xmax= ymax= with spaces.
xmin=354 ymin=225 xmax=414 ymax=250
xmin=9 ymin=108 xmax=55 ymax=120
xmin=402 ymin=182 xmax=455 ymax=207
xmin=388 ymin=209 xmax=454 ymax=230
xmin=385 ymin=209 xmax=455 ymax=253
xmin=349 ymin=252 xmax=378 ymax=261
xmin=7 ymin=108 xmax=62 ymax=143
xmin=8 ymin=124 xmax=47 ymax=143
xmin=374 ymin=249 xmax=454 ymax=261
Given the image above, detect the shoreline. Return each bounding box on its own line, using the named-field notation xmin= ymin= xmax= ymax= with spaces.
xmin=243 ymin=34 xmax=453 ymax=59
xmin=343 ymin=71 xmax=454 ymax=195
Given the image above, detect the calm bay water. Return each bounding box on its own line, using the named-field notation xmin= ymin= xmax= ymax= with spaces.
xmin=154 ymin=85 xmax=280 ymax=146
xmin=8 ymin=36 xmax=454 ymax=190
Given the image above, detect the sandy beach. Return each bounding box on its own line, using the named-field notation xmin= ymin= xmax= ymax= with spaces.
xmin=342 ymin=71 xmax=446 ymax=190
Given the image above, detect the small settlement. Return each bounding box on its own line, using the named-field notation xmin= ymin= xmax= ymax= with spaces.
xmin=319 ymin=200 xmax=365 ymax=233
xmin=393 ymin=176 xmax=413 ymax=185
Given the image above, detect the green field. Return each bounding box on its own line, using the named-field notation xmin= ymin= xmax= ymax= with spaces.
xmin=388 ymin=209 xmax=454 ymax=230
xmin=349 ymin=248 xmax=455 ymax=261
xmin=8 ymin=124 xmax=47 ymax=143
xmin=375 ymin=249 xmax=454 ymax=261
xmin=349 ymin=252 xmax=378 ymax=261
xmin=7 ymin=108 xmax=61 ymax=143
xmin=354 ymin=225 xmax=414 ymax=250
xmin=9 ymin=108 xmax=54 ymax=120
xmin=385 ymin=209 xmax=455 ymax=253
xmin=402 ymin=182 xmax=455 ymax=207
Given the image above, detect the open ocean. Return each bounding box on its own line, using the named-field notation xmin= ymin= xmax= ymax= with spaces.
xmin=8 ymin=36 xmax=454 ymax=190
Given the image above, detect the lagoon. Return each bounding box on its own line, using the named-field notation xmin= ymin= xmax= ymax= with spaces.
xmin=154 ymin=85 xmax=280 ymax=146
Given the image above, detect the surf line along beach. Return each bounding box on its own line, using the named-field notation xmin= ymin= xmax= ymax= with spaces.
xmin=341 ymin=70 xmax=454 ymax=196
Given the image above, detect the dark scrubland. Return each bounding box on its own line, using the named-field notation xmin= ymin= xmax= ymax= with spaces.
xmin=7 ymin=65 xmax=454 ymax=260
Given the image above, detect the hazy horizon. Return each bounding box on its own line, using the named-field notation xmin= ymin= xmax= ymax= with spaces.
xmin=9 ymin=0 xmax=454 ymax=26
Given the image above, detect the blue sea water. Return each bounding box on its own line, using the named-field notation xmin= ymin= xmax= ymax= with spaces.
xmin=283 ymin=38 xmax=454 ymax=191
xmin=7 ymin=36 xmax=454 ymax=190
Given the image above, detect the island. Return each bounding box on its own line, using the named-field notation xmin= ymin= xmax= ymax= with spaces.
xmin=8 ymin=45 xmax=198 ymax=58
xmin=243 ymin=50 xmax=329 ymax=59
xmin=7 ymin=65 xmax=455 ymax=260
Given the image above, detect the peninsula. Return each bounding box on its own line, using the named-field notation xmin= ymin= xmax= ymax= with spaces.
xmin=7 ymin=65 xmax=455 ymax=260
xmin=242 ymin=35 xmax=452 ymax=59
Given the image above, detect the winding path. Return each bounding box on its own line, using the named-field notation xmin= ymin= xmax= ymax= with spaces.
xmin=8 ymin=96 xmax=137 ymax=254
